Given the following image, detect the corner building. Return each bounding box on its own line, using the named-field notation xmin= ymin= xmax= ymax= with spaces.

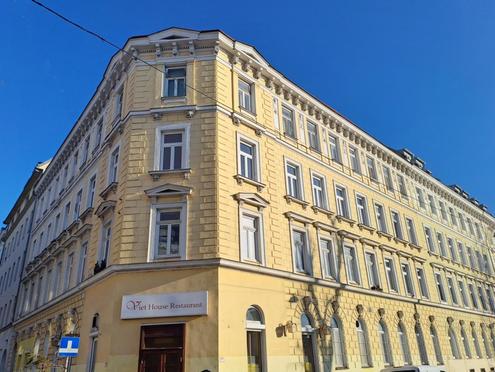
xmin=12 ymin=27 xmax=495 ymax=372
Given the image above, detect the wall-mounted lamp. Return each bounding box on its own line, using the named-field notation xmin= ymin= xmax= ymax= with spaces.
xmin=288 ymin=295 xmax=298 ymax=304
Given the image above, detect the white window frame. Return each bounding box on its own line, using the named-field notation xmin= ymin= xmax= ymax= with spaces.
xmin=401 ymin=261 xmax=415 ymax=296
xmin=306 ymin=121 xmax=320 ymax=151
xmin=148 ymin=202 xmax=187 ymax=261
xmin=282 ymin=106 xmax=296 ymax=139
xmin=349 ymin=146 xmax=361 ymax=174
xmin=108 ymin=145 xmax=120 ymax=184
xmin=87 ymin=174 xmax=97 ymax=209
xmin=310 ymin=171 xmax=328 ymax=209
xmin=384 ymin=256 xmax=399 ymax=293
xmin=390 ymin=210 xmax=403 ymax=240
xmin=99 ymin=221 xmax=112 ymax=263
xmin=238 ymin=79 xmax=255 ymax=113
xmin=290 ymin=226 xmax=312 ymax=275
xmin=434 ymin=272 xmax=447 ymax=303
xmin=237 ymin=134 xmax=261 ymax=182
xmin=382 ymin=165 xmax=394 ymax=192
xmin=318 ymin=234 xmax=338 ymax=280
xmin=239 ymin=208 xmax=265 ymax=265
xmin=284 ymin=158 xmax=304 ymax=200
xmin=153 ymin=123 xmax=191 ymax=171
xmin=328 ymin=135 xmax=341 ymax=163
xmin=365 ymin=250 xmax=380 ymax=289
xmin=334 ymin=184 xmax=351 ymax=219
xmin=355 ymin=193 xmax=370 ymax=226
xmin=405 ymin=217 xmax=418 ymax=245
xmin=374 ymin=203 xmax=387 ymax=233
xmin=366 ymin=156 xmax=378 ymax=181
xmin=343 ymin=244 xmax=361 ymax=285
xmin=163 ymin=66 xmax=186 ymax=98
xmin=77 ymin=242 xmax=88 ymax=284
xmin=416 ymin=266 xmax=430 ymax=299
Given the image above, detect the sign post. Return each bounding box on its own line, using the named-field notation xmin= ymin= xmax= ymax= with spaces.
xmin=58 ymin=336 xmax=80 ymax=372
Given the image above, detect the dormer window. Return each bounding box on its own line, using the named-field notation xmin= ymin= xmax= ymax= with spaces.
xmin=164 ymin=67 xmax=186 ymax=97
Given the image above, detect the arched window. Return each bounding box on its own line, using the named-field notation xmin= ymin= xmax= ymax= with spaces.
xmin=88 ymin=313 xmax=100 ymax=372
xmin=246 ymin=306 xmax=266 ymax=372
xmin=330 ymin=316 xmax=346 ymax=368
xmin=397 ymin=322 xmax=412 ymax=365
xmin=301 ymin=313 xmax=318 ymax=371
xmin=460 ymin=326 xmax=472 ymax=359
xmin=448 ymin=326 xmax=461 ymax=359
xmin=430 ymin=325 xmax=443 ymax=365
xmin=356 ymin=319 xmax=372 ymax=367
xmin=481 ymin=324 xmax=492 ymax=358
xmin=378 ymin=320 xmax=393 ymax=366
xmin=415 ymin=323 xmax=428 ymax=365
xmin=471 ymin=324 xmax=482 ymax=359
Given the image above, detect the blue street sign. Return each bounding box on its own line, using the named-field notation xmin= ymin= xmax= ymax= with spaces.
xmin=59 ymin=336 xmax=80 ymax=357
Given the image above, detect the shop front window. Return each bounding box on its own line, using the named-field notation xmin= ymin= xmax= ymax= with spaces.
xmin=246 ymin=306 xmax=266 ymax=372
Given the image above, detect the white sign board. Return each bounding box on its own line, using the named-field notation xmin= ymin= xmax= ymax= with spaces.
xmin=121 ymin=291 xmax=208 ymax=319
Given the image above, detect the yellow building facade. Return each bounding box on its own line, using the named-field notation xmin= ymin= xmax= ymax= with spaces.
xmin=12 ymin=27 xmax=495 ymax=372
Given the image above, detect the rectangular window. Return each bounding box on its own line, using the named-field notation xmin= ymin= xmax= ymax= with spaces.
xmin=397 ymin=174 xmax=408 ymax=198
xmin=87 ymin=175 xmax=97 ymax=208
xmin=306 ymin=121 xmax=320 ymax=151
xmin=292 ymin=229 xmax=311 ymax=274
xmin=154 ymin=207 xmax=185 ymax=259
xmin=64 ymin=253 xmax=74 ymax=290
xmin=405 ymin=217 xmax=418 ymax=245
xmin=401 ymin=263 xmax=415 ymax=296
xmin=109 ymin=147 xmax=119 ymax=183
xmin=449 ymin=207 xmax=457 ymax=226
xmin=286 ymin=162 xmax=302 ymax=199
xmin=458 ymin=242 xmax=467 ymax=265
xmin=335 ymin=185 xmax=350 ymax=218
xmin=447 ymin=238 xmax=457 ymax=261
xmin=344 ymin=245 xmax=360 ymax=284
xmin=115 ymin=89 xmax=123 ymax=117
xmin=458 ymin=280 xmax=469 ymax=307
xmin=238 ymin=138 xmax=259 ymax=181
xmin=424 ymin=227 xmax=435 ymax=253
xmin=467 ymin=218 xmax=475 ymax=235
xmin=416 ymin=188 xmax=426 ymax=209
xmin=73 ymin=189 xmax=83 ymax=220
xmin=82 ymin=135 xmax=91 ymax=165
xmin=240 ymin=212 xmax=263 ymax=264
xmin=161 ymin=130 xmax=184 ymax=170
xmin=100 ymin=222 xmax=112 ymax=262
xmin=71 ymin=151 xmax=79 ymax=180
xmin=365 ymin=252 xmax=380 ymax=288
xmin=391 ymin=211 xmax=403 ymax=239
xmin=366 ymin=157 xmax=378 ymax=181
xmin=238 ymin=79 xmax=254 ymax=112
xmin=435 ymin=273 xmax=447 ymax=302
xmin=384 ymin=258 xmax=399 ymax=292
xmin=63 ymin=202 xmax=71 ymax=230
xmin=54 ymin=214 xmax=60 ymax=237
xmin=311 ymin=174 xmax=327 ymax=209
xmin=416 ymin=267 xmax=429 ymax=299
xmin=164 ymin=67 xmax=186 ymax=97
xmin=356 ymin=194 xmax=370 ymax=226
xmin=467 ymin=247 xmax=476 ymax=269
xmin=54 ymin=261 xmax=62 ymax=297
xmin=328 ymin=135 xmax=341 ymax=162
xmin=282 ymin=107 xmax=296 ymax=139
xmin=349 ymin=146 xmax=361 ymax=174
xmin=468 ymin=283 xmax=478 ymax=308
xmin=77 ymin=242 xmax=88 ymax=284
xmin=375 ymin=204 xmax=387 ymax=233
xmin=320 ymin=238 xmax=337 ymax=279
xmin=458 ymin=213 xmax=466 ymax=231
xmin=94 ymin=119 xmax=103 ymax=151
xmin=45 ymin=269 xmax=52 ymax=302
xmin=436 ymin=233 xmax=447 ymax=257
xmin=475 ymin=222 xmax=483 ymax=240
xmin=439 ymin=200 xmax=448 ymax=221
xmin=382 ymin=166 xmax=394 ymax=192
xmin=447 ymin=276 xmax=458 ymax=305
xmin=428 ymin=195 xmax=437 ymax=215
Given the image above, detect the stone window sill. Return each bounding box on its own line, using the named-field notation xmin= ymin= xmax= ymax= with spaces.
xmin=149 ymin=169 xmax=191 ymax=181
xmin=234 ymin=174 xmax=265 ymax=191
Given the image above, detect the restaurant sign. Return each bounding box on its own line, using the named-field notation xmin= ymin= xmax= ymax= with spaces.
xmin=121 ymin=291 xmax=208 ymax=319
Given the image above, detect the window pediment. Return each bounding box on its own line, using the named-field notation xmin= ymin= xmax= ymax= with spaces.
xmin=234 ymin=193 xmax=269 ymax=209
xmin=95 ymin=200 xmax=116 ymax=218
xmin=145 ymin=183 xmax=192 ymax=198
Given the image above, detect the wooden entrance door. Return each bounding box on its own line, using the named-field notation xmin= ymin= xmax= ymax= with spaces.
xmin=138 ymin=324 xmax=184 ymax=372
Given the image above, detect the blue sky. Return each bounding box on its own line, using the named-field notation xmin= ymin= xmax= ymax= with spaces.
xmin=1 ymin=0 xmax=494 ymax=221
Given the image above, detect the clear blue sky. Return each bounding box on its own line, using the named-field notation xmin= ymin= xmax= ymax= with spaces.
xmin=1 ymin=0 xmax=494 ymax=222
